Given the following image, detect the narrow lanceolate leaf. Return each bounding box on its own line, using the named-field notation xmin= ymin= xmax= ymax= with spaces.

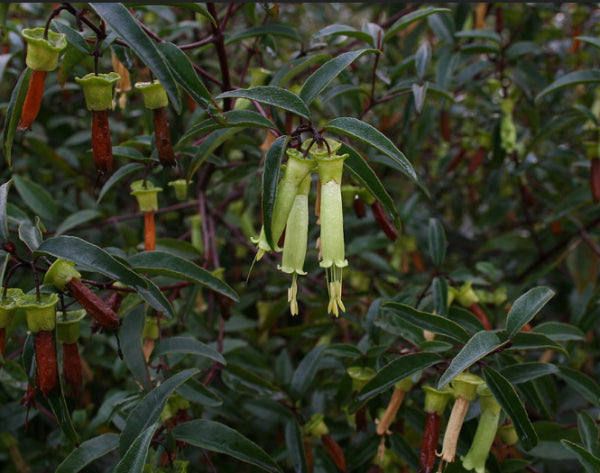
xmin=299 ymin=49 xmax=378 ymax=106
xmin=47 ymin=392 xmax=80 ymax=446
xmin=55 ymin=209 xmax=102 ymax=236
xmin=53 ymin=22 xmax=93 ymax=54
xmin=557 ymin=366 xmax=600 ymax=407
xmin=561 ymin=441 xmax=600 ymax=473
xmin=119 ymin=368 xmax=198 ymax=455
xmin=350 ymin=352 xmax=442 ymax=413
xmin=0 ymin=180 xmax=12 ymax=242
xmin=217 ymin=87 xmax=310 ymax=120
xmin=226 ymin=24 xmax=302 ymax=44
xmin=576 ymin=36 xmax=600 ymax=50
xmin=500 ymin=362 xmax=559 ymax=384
xmin=340 ymin=142 xmax=399 ymax=227
xmin=505 ymin=286 xmax=555 ymax=339
xmin=262 ymin=136 xmax=289 ymax=249
xmin=1 ymin=67 xmax=31 ymax=168
xmin=186 ymin=128 xmax=244 ymax=180
xmin=157 ymin=42 xmax=213 ymax=107
xmin=324 ymin=117 xmax=417 ymax=183
xmin=13 ymin=175 xmax=58 ymax=223
xmin=285 ymin=419 xmax=308 ymax=473
xmin=114 ymin=423 xmax=159 ymax=473
xmin=97 ymin=163 xmax=145 ymax=203
xmin=182 ymin=110 xmax=276 ymax=141
xmin=129 ymin=251 xmax=239 ymax=301
xmin=383 ymin=7 xmax=450 ymax=43
xmin=483 ymin=367 xmax=538 ymax=451
xmin=56 ymin=434 xmax=119 ymax=473
xmin=536 ymin=70 xmax=600 ymax=102
xmin=121 ymin=307 xmax=151 ymax=391
xmin=383 ymin=302 xmax=469 ymax=344
xmin=124 ymin=2 xmax=216 ymax=25
xmin=289 ymin=345 xmax=327 ymax=400
xmin=437 ymin=331 xmax=505 ymax=389
xmin=577 ymin=411 xmax=600 ymax=456
xmin=174 ymin=420 xmax=283 ymax=473
xmin=90 ymin=3 xmax=181 ymax=113
xmin=314 ymin=24 xmax=373 ymax=44
xmin=269 ymin=54 xmax=330 ymax=88
xmin=152 ymin=336 xmax=226 ymax=365
xmin=428 ymin=218 xmax=446 ymax=268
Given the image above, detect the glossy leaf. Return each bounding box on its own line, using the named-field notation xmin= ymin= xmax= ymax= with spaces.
xmin=53 ymin=22 xmax=93 ymax=54
xmin=177 ymin=378 xmax=222 ymax=407
xmin=438 ymin=331 xmax=505 ymax=388
xmin=124 ymin=2 xmax=216 ymax=25
xmin=18 ymin=218 xmax=43 ymax=252
xmin=269 ymin=54 xmax=330 ymax=88
xmin=0 ymin=179 xmax=11 ymax=243
xmin=536 ymin=70 xmax=600 ymax=102
xmin=384 ymin=7 xmax=450 ymax=42
xmin=289 ymin=345 xmax=327 ymax=400
xmin=428 ymin=218 xmax=446 ymax=268
xmin=173 ymin=419 xmax=283 ymax=473
xmin=1 ymin=67 xmax=31 ymax=168
xmin=119 ymin=368 xmax=198 ymax=454
xmin=90 ymin=3 xmax=181 ymax=113
xmin=129 ymin=251 xmax=239 ymax=301
xmin=501 ymin=362 xmax=559 ymax=384
xmin=576 ymin=36 xmax=600 ymax=50
xmin=432 ymin=276 xmax=448 ymax=317
xmin=12 ymin=174 xmax=57 ymax=223
xmin=505 ymin=286 xmax=555 ymax=339
xmin=324 ymin=117 xmax=417 ymax=183
xmin=56 ymin=434 xmax=119 ymax=473
xmin=114 ymin=423 xmax=159 ymax=473
xmin=415 ymin=41 xmax=431 ymax=80
xmin=299 ymin=49 xmax=377 ymax=106
xmin=120 ymin=306 xmax=151 ymax=391
xmin=350 ymin=353 xmax=442 ymax=412
xmin=483 ymin=366 xmax=538 ymax=451
xmin=561 ymin=440 xmax=600 ymax=473
xmin=262 ymin=135 xmax=289 ymax=249
xmin=152 ymin=336 xmax=226 ymax=365
xmin=557 ymin=366 xmax=600 ymax=407
xmin=182 ymin=110 xmax=276 ymax=141
xmin=47 ymin=392 xmax=80 ymax=446
xmin=383 ymin=301 xmax=469 ymax=343
xmin=186 ymin=128 xmax=244 ymax=180
xmin=285 ymin=418 xmax=308 ymax=473
xmin=217 ymin=86 xmax=310 ymax=119
xmin=55 ymin=209 xmax=102 ymax=236
xmin=226 ymin=24 xmax=301 ymax=44
xmin=532 ymin=322 xmax=585 ymax=341
xmin=508 ymin=332 xmax=567 ymax=354
xmin=577 ymin=411 xmax=600 ymax=456
xmin=314 ymin=24 xmax=373 ymax=44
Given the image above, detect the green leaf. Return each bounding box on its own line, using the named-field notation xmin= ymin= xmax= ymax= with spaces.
xmin=56 ymin=434 xmax=120 ymax=473
xmin=384 ymin=7 xmax=450 ymax=43
xmin=18 ymin=218 xmax=43 ymax=252
xmin=289 ymin=345 xmax=326 ymax=400
xmin=124 ymin=2 xmax=216 ymax=25
xmin=561 ymin=440 xmax=600 ymax=473
xmin=432 ymin=276 xmax=448 ymax=317
xmin=350 ymin=353 xmax=442 ymax=413
xmin=53 ymin=22 xmax=93 ymax=54
xmin=97 ymin=164 xmax=144 ymax=198
xmin=36 ymin=236 xmax=174 ymax=317
xmin=120 ymin=368 xmax=198 ymax=455
xmin=269 ymin=54 xmax=330 ymax=88
xmin=262 ymin=135 xmax=289 ymax=249
xmin=285 ymin=419 xmax=308 ymax=473
xmin=437 ymin=331 xmax=505 ymax=388
xmin=152 ymin=336 xmax=226 ymax=365
xmin=177 ymin=378 xmax=222 ymax=407
xmin=532 ymin=322 xmax=585 ymax=341
xmin=90 ymin=3 xmax=181 ymax=113
xmin=55 ymin=210 xmax=102 ymax=236
xmin=314 ymin=24 xmax=373 ymax=44
xmin=157 ymin=42 xmax=213 ymax=107
xmin=340 ymin=142 xmax=399 ymax=227
xmin=173 ymin=419 xmax=283 ymax=473
xmin=226 ymin=24 xmax=301 ymax=44
xmin=217 ymin=86 xmax=310 ymax=120
xmin=0 ymin=179 xmax=11 ymax=243
xmin=455 ymin=29 xmax=502 ymax=43
xmin=505 ymin=286 xmax=555 ymax=339
xmin=12 ymin=175 xmax=58 ymax=223
xmin=576 ymin=36 xmax=600 ymax=50
xmin=501 ymin=362 xmax=559 ymax=384
xmin=382 ymin=302 xmax=469 ymax=344
xmin=483 ymin=366 xmax=538 ymax=450
xmin=114 ymin=423 xmax=159 ymax=473
xmin=299 ymin=49 xmax=378 ymax=106
xmin=557 ymin=366 xmax=600 ymax=407
xmin=47 ymin=392 xmax=80 ymax=446
xmin=428 ymin=218 xmax=446 ymax=267
xmin=577 ymin=411 xmax=600 ymax=456
xmin=129 ymin=251 xmax=238 ymax=301
xmin=186 ymin=128 xmax=244 ymax=180
xmin=120 ymin=306 xmax=151 ymax=391
xmin=182 ymin=110 xmax=275 ymax=141
xmin=1 ymin=67 xmax=31 ymax=168
xmin=508 ymin=332 xmax=567 ymax=354
xmin=536 ymin=70 xmax=600 ymax=102
xmin=324 ymin=117 xmax=417 ymax=183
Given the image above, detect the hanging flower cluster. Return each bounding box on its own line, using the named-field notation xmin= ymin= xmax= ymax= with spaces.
xmin=253 ymin=138 xmax=349 ymax=317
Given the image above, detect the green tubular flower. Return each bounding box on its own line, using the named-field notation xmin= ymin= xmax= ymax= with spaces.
xmin=75 ymin=72 xmax=121 ymax=111
xmin=21 ymin=28 xmax=67 ymax=71
xmin=252 ymin=148 xmax=315 ymax=259
xmin=278 ymin=173 xmax=311 ymax=315
xmin=313 ymin=139 xmax=349 ymax=316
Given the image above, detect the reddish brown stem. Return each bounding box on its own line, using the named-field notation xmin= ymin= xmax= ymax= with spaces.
xmin=145 ymin=211 xmax=156 ymax=251
xmin=419 ymin=412 xmax=441 ymax=473
xmin=18 ymin=70 xmax=47 ymax=131
xmin=371 ymin=201 xmax=399 ymax=241
xmin=62 ymin=342 xmax=82 ymax=389
xmin=469 ymin=303 xmax=493 ymax=330
xmin=91 ymin=110 xmax=113 ymax=173
xmin=67 ymin=279 xmax=119 ymax=330
xmin=591 ymin=158 xmax=600 ymax=203
xmin=153 ymin=107 xmax=176 ymax=167
xmin=35 ymin=330 xmax=59 ymax=397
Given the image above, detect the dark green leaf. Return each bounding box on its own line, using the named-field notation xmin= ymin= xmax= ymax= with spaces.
xmin=121 ymin=306 xmax=151 ymax=391
xmin=428 ymin=218 xmax=446 ymax=267
xmin=324 ymin=343 xmax=362 ymax=358
xmin=501 ymin=362 xmax=559 ymax=384
xmin=0 ymin=179 xmax=11 ymax=243
xmin=90 ymin=3 xmax=181 ymax=113
xmin=432 ymin=276 xmax=448 ymax=317
xmin=153 ymin=336 xmax=226 ymax=365
xmin=96 ymin=162 xmax=145 ymax=200
xmin=18 ymin=218 xmax=43 ymax=252
xmin=324 ymin=117 xmax=417 ymax=183
xmin=505 ymin=287 xmax=555 ymax=338
xmin=173 ymin=420 xmax=283 ymax=473
xmin=56 ymin=434 xmax=119 ymax=473
xmin=55 ymin=210 xmax=102 ymax=236
xmin=384 ymin=7 xmax=450 ymax=42
xmin=226 ymin=24 xmax=301 ymax=44
xmin=314 ymin=24 xmax=373 ymax=44
xmin=455 ymin=29 xmax=502 ymax=43
xmin=12 ymin=175 xmax=58 ymax=223
xmin=120 ymin=368 xmax=198 ymax=455
xmin=561 ymin=440 xmax=600 ymax=473
xmin=123 ymin=3 xmax=215 ymax=25
xmin=532 ymin=322 xmax=585 ymax=341
xmin=262 ymin=135 xmax=289 ymax=249
xmin=536 ymin=70 xmax=600 ymax=102
xmin=47 ymin=392 xmax=80 ymax=446
xmin=186 ymin=128 xmax=244 ymax=180
xmin=290 ymin=345 xmax=326 ymax=400
xmin=1 ymin=67 xmax=31 ymax=168
xmin=182 ymin=110 xmax=275 ymax=142
xmin=415 ymin=41 xmax=431 ymax=80
xmin=285 ymin=419 xmax=308 ymax=473
xmin=114 ymin=423 xmax=159 ymax=473
xmin=577 ymin=411 xmax=600 ymax=456
xmin=576 ymin=36 xmax=600 ymax=50
xmin=129 ymin=251 xmax=239 ymax=301
xmin=299 ymin=49 xmax=377 ymax=106
xmin=557 ymin=366 xmax=600 ymax=407
xmin=177 ymin=379 xmax=222 ymax=407
xmin=53 ymin=22 xmax=93 ymax=54
xmin=483 ymin=367 xmax=538 ymax=450
xmin=383 ymin=302 xmax=469 ymax=344
xmin=350 ymin=353 xmax=442 ymax=412
xmin=508 ymin=332 xmax=567 ymax=354
xmin=438 ymin=331 xmax=505 ymax=388
xmin=269 ymin=54 xmax=330 ymax=88
xmin=217 ymin=86 xmax=310 ymax=119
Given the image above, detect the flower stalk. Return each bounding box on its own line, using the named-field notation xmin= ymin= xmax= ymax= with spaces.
xmin=130 ymin=180 xmax=163 ymax=251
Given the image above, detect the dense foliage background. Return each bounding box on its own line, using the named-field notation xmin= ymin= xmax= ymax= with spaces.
xmin=2 ymin=3 xmax=600 ymax=473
